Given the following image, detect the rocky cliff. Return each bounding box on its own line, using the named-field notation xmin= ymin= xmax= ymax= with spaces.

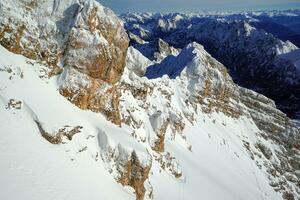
xmin=120 ymin=42 xmax=300 ymax=199
xmin=0 ymin=2 xmax=299 ymax=200
xmin=0 ymin=0 xmax=129 ymax=124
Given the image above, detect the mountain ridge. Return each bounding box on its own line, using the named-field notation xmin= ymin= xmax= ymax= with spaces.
xmin=122 ymin=12 xmax=300 ymax=119
xmin=0 ymin=1 xmax=299 ymax=200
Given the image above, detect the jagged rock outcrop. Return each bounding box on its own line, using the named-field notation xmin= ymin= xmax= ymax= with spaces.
xmin=117 ymin=151 xmax=152 ymax=200
xmin=240 ymin=88 xmax=300 ymax=196
xmin=2 ymin=2 xmax=300 ymax=199
xmin=60 ymin=67 xmax=122 ymax=124
xmin=0 ymin=0 xmax=71 ymax=73
xmin=0 ymin=0 xmax=129 ymax=124
xmin=0 ymin=0 xmax=129 ymax=81
xmin=35 ymin=120 xmax=82 ymax=144
xmin=64 ymin=0 xmax=129 ymax=83
xmin=128 ymin=34 xmax=180 ymax=62
xmin=59 ymin=0 xmax=129 ymax=124
xmin=98 ymin=129 xmax=153 ymax=200
xmin=121 ymin=42 xmax=300 ymax=199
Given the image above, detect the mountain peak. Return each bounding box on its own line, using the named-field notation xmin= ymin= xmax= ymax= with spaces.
xmin=145 ymin=42 xmax=223 ymax=80
xmin=185 ymin=41 xmax=205 ymax=51
xmin=123 ymin=12 xmax=300 ymax=119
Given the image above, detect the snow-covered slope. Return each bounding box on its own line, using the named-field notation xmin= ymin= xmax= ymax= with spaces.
xmin=0 ymin=1 xmax=300 ymax=200
xmin=0 ymin=45 xmax=136 ymax=200
xmin=123 ymin=42 xmax=300 ymax=199
xmin=2 ymin=39 xmax=299 ymax=199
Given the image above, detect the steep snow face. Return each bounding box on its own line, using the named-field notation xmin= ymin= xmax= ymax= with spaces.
xmin=0 ymin=45 xmax=149 ymax=200
xmin=145 ymin=42 xmax=205 ymax=79
xmin=1 ymin=38 xmax=300 ymax=199
xmin=121 ymin=43 xmax=300 ymax=199
xmin=126 ymin=46 xmax=153 ymax=76
xmin=122 ymin=13 xmax=300 ymax=119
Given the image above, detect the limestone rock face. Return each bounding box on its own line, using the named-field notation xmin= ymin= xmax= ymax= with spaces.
xmin=97 ymin=130 xmax=153 ymax=200
xmin=59 ymin=67 xmax=122 ymax=125
xmin=117 ymin=151 xmax=152 ymax=200
xmin=122 ymin=42 xmax=300 ymax=199
xmin=0 ymin=0 xmax=129 ymax=123
xmin=0 ymin=0 xmax=75 ymax=72
xmin=64 ymin=0 xmax=129 ymax=83
xmin=0 ymin=0 xmax=129 ymax=82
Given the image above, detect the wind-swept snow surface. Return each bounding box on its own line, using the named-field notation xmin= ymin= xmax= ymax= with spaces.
xmin=0 ymin=45 xmax=136 ymax=200
xmin=0 ymin=42 xmax=291 ymax=200
xmin=122 ymin=42 xmax=300 ymax=199
xmin=0 ymin=2 xmax=299 ymax=199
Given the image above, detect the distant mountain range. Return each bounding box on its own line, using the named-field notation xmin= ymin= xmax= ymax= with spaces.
xmin=121 ymin=10 xmax=300 ymax=119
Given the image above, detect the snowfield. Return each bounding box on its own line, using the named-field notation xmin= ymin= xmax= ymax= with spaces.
xmin=0 ymin=45 xmax=136 ymax=200
xmin=0 ymin=43 xmax=291 ymax=199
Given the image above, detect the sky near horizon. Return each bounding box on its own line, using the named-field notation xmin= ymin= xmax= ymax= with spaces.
xmin=99 ymin=0 xmax=300 ymax=13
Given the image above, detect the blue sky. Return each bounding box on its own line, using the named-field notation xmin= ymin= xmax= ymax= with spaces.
xmin=99 ymin=0 xmax=300 ymax=13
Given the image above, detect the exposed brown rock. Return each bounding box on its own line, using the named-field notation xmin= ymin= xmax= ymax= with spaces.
xmin=0 ymin=0 xmax=129 ymax=125
xmin=0 ymin=21 xmax=62 ymax=75
xmin=154 ymin=152 xmax=182 ymax=179
xmin=59 ymin=69 xmax=121 ymax=125
xmin=152 ymin=120 xmax=169 ymax=152
xmin=118 ymin=151 xmax=151 ymax=200
xmin=283 ymin=191 xmax=295 ymax=200
xmin=6 ymin=99 xmax=22 ymax=110
xmin=35 ymin=120 xmax=82 ymax=144
xmin=0 ymin=24 xmax=26 ymax=55
xmin=59 ymin=0 xmax=129 ymax=124
xmin=64 ymin=4 xmax=129 ymax=83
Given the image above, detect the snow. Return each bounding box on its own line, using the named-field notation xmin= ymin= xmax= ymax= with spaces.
xmin=120 ymin=44 xmax=295 ymax=199
xmin=0 ymin=37 xmax=297 ymax=199
xmin=0 ymin=102 xmax=133 ymax=200
xmin=1 ymin=3 xmax=300 ymax=196
xmin=145 ymin=42 xmax=208 ymax=80
xmin=123 ymin=11 xmax=300 ymax=122
xmin=151 ymin=113 xmax=280 ymax=200
xmin=279 ymin=49 xmax=300 ymax=71
xmin=0 ymin=44 xmax=145 ymax=200
xmin=126 ymin=46 xmax=153 ymax=76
